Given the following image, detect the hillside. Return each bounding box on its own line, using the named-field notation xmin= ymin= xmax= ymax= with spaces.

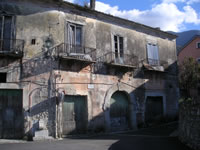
xmin=169 ymin=30 xmax=200 ymax=48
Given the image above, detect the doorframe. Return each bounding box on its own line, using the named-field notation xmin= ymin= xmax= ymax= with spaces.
xmin=0 ymin=88 xmax=24 ymax=139
xmin=60 ymin=94 xmax=89 ymax=136
xmin=103 ymin=83 xmax=137 ymax=132
xmin=144 ymin=90 xmax=166 ymax=120
xmin=109 ymin=91 xmax=131 ymax=131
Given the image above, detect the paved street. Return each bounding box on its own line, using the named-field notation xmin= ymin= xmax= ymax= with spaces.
xmin=0 ymin=123 xmax=192 ymax=150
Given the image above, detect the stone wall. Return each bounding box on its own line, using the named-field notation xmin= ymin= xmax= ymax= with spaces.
xmin=179 ymin=99 xmax=200 ymax=150
xmin=0 ymin=0 xmax=179 ymax=138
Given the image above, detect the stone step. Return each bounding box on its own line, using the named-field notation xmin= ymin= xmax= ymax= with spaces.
xmin=33 ymin=130 xmax=54 ymax=141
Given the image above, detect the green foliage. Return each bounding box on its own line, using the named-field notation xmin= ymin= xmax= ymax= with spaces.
xmin=178 ymin=57 xmax=200 ymax=97
xmin=179 ymin=97 xmax=193 ymax=104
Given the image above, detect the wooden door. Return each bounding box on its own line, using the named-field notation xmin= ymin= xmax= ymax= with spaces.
xmin=110 ymin=91 xmax=129 ymax=131
xmin=62 ymin=95 xmax=87 ymax=135
xmin=0 ymin=89 xmax=23 ymax=139
xmin=145 ymin=96 xmax=163 ymax=123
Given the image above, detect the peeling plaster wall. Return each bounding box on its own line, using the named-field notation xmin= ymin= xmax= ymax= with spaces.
xmin=0 ymin=0 xmax=179 ymax=138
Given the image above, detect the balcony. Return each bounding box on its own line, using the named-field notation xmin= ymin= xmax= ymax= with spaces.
xmin=52 ymin=43 xmax=96 ymax=63
xmin=0 ymin=39 xmax=24 ymax=58
xmin=143 ymin=58 xmax=168 ymax=72
xmin=96 ymin=52 xmax=138 ymax=68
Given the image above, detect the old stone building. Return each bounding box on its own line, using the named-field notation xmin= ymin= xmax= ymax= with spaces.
xmin=0 ymin=0 xmax=179 ymax=139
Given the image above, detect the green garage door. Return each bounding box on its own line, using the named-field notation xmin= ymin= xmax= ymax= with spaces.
xmin=62 ymin=95 xmax=87 ymax=135
xmin=110 ymin=91 xmax=129 ymax=131
xmin=0 ymin=89 xmax=23 ymax=139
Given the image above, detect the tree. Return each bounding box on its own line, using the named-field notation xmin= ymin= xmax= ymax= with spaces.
xmin=178 ymin=57 xmax=200 ymax=98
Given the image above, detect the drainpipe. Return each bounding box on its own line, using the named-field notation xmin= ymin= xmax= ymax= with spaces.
xmin=90 ymin=0 xmax=96 ymax=10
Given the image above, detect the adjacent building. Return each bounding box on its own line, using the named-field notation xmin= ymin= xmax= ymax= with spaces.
xmin=0 ymin=0 xmax=179 ymax=139
xmin=178 ymin=35 xmax=200 ymax=64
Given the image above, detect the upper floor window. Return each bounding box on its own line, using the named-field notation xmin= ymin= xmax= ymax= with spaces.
xmin=196 ymin=42 xmax=200 ymax=49
xmin=0 ymin=15 xmax=15 ymax=51
xmin=114 ymin=35 xmax=124 ymax=63
xmin=147 ymin=43 xmax=159 ymax=66
xmin=0 ymin=72 xmax=6 ymax=83
xmin=68 ymin=23 xmax=82 ymax=53
xmin=197 ymin=58 xmax=200 ymax=64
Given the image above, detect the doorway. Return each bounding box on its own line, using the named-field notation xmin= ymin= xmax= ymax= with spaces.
xmin=110 ymin=91 xmax=129 ymax=131
xmin=62 ymin=95 xmax=87 ymax=135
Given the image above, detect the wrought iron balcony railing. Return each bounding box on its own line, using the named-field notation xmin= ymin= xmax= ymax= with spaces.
xmin=0 ymin=39 xmax=24 ymax=57
xmin=96 ymin=52 xmax=138 ymax=68
xmin=52 ymin=43 xmax=96 ymax=62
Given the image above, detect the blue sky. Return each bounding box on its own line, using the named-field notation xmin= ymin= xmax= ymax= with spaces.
xmin=65 ymin=0 xmax=200 ymax=32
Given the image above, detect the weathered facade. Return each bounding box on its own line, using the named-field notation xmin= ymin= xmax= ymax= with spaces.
xmin=0 ymin=0 xmax=179 ymax=139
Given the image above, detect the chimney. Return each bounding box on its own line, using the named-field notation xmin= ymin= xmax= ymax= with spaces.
xmin=90 ymin=0 xmax=96 ymax=10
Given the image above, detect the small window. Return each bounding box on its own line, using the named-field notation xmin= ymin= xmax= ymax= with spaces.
xmin=147 ymin=43 xmax=159 ymax=66
xmin=0 ymin=73 xmax=7 ymax=83
xmin=197 ymin=42 xmax=200 ymax=49
xmin=197 ymin=58 xmax=200 ymax=64
xmin=198 ymin=87 xmax=200 ymax=96
xmin=31 ymin=39 xmax=36 ymax=45
xmin=114 ymin=35 xmax=124 ymax=64
xmin=114 ymin=35 xmax=124 ymax=57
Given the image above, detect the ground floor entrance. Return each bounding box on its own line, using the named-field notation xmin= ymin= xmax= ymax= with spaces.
xmin=110 ymin=91 xmax=130 ymax=131
xmin=0 ymin=89 xmax=23 ymax=139
xmin=62 ymin=95 xmax=87 ymax=135
xmin=145 ymin=96 xmax=163 ymax=124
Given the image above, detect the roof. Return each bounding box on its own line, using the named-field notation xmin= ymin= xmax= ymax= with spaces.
xmin=1 ymin=0 xmax=177 ymax=39
xmin=61 ymin=1 xmax=177 ymax=39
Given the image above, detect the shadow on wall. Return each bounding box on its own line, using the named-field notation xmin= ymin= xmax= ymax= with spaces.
xmin=24 ymin=61 xmax=179 ymax=139
xmin=25 ymin=96 xmax=57 ymax=139
xmin=30 ymin=97 xmax=56 ymax=136
xmin=20 ymin=55 xmax=91 ymax=79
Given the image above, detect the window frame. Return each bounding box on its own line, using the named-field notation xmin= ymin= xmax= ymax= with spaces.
xmin=68 ymin=23 xmax=83 ymax=46
xmin=146 ymin=43 xmax=160 ymax=66
xmin=0 ymin=14 xmax=15 ymax=51
xmin=114 ymin=35 xmax=124 ymax=57
xmin=67 ymin=22 xmax=83 ymax=54
xmin=0 ymin=72 xmax=7 ymax=83
xmin=196 ymin=42 xmax=200 ymax=49
xmin=0 ymin=15 xmax=15 ymax=40
xmin=196 ymin=58 xmax=200 ymax=64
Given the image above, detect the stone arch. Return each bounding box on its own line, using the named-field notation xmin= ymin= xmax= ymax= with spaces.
xmin=103 ymin=82 xmax=137 ymax=131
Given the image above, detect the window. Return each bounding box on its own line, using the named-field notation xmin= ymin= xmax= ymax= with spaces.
xmin=0 ymin=15 xmax=14 ymax=51
xmin=68 ymin=23 xmax=82 ymax=53
xmin=114 ymin=35 xmax=124 ymax=63
xmin=198 ymin=87 xmax=200 ymax=96
xmin=147 ymin=43 xmax=159 ymax=66
xmin=197 ymin=42 xmax=200 ymax=49
xmin=197 ymin=58 xmax=200 ymax=64
xmin=0 ymin=73 xmax=6 ymax=83
xmin=31 ymin=39 xmax=36 ymax=45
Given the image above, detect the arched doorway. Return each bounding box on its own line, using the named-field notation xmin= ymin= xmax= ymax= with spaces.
xmin=110 ymin=91 xmax=130 ymax=131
